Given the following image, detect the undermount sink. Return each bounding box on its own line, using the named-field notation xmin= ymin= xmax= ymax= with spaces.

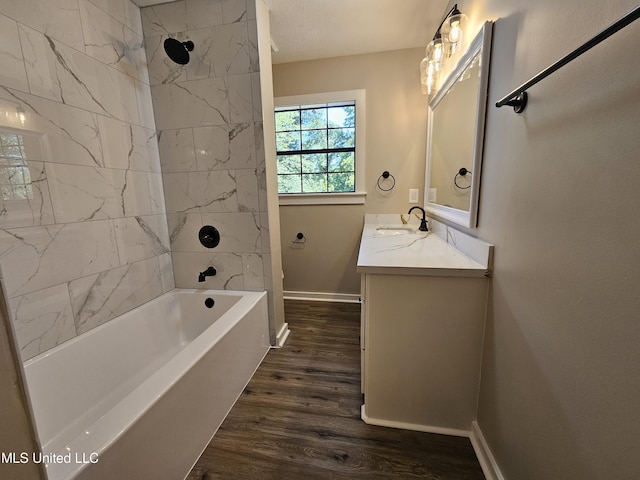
xmin=375 ymin=226 xmax=417 ymax=235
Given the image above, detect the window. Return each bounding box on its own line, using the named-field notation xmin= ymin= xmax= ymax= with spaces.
xmin=274 ymin=90 xmax=365 ymax=205
xmin=276 ymin=103 xmax=355 ymax=193
xmin=0 ymin=132 xmax=33 ymax=201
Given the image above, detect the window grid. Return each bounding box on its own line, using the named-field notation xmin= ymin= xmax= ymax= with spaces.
xmin=275 ymin=103 xmax=356 ymax=194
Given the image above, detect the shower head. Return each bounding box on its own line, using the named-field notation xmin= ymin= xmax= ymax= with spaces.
xmin=163 ymin=38 xmax=194 ymax=65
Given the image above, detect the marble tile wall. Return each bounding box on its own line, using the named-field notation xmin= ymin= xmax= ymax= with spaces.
xmin=141 ymin=0 xmax=272 ymax=297
xmin=0 ymin=0 xmax=174 ymax=361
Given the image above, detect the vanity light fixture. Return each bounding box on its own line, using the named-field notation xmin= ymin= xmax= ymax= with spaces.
xmin=420 ymin=4 xmax=467 ymax=96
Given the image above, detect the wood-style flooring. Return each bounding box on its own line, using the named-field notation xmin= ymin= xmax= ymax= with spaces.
xmin=186 ymin=300 xmax=485 ymax=479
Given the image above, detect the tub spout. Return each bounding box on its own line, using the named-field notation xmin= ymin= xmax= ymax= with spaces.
xmin=198 ymin=266 xmax=217 ymax=282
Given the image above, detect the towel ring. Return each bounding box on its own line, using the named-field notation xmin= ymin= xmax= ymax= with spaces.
xmin=454 ymin=168 xmax=472 ymax=189
xmin=377 ymin=171 xmax=396 ymax=191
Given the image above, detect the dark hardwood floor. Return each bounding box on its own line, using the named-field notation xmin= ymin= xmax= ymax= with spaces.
xmin=187 ymin=300 xmax=485 ymax=479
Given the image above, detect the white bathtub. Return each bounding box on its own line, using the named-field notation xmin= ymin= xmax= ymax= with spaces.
xmin=22 ymin=289 xmax=270 ymax=480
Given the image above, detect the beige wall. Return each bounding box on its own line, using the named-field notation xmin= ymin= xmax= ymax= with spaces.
xmin=447 ymin=0 xmax=640 ymax=478
xmin=275 ymin=3 xmax=640 ymax=476
xmin=277 ymin=0 xmax=640 ymax=476
xmin=274 ymin=48 xmax=429 ymax=295
xmin=279 ymin=205 xmax=363 ymax=294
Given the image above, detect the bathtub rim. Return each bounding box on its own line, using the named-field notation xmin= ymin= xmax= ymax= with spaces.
xmin=24 ymin=288 xmax=268 ymax=480
xmin=23 ymin=288 xmax=253 ymax=368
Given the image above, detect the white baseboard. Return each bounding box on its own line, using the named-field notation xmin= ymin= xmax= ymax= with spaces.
xmin=361 ymin=405 xmax=470 ymax=438
xmin=470 ymin=421 xmax=505 ymax=480
xmin=283 ymin=290 xmax=360 ymax=303
xmin=273 ymin=322 xmax=290 ymax=348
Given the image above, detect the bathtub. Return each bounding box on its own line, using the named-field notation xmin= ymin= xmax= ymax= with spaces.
xmin=22 ymin=289 xmax=270 ymax=480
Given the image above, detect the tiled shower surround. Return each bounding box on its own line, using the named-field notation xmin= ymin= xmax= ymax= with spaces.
xmin=141 ymin=0 xmax=271 ymax=293
xmin=0 ymin=0 xmax=272 ymax=361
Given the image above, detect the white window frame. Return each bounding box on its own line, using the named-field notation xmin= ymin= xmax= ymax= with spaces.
xmin=274 ymin=89 xmax=366 ymax=205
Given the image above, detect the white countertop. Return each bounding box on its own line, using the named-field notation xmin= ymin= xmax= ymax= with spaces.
xmin=357 ymin=215 xmax=492 ymax=277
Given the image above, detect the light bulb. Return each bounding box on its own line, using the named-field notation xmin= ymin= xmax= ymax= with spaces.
xmin=449 ymin=20 xmax=461 ymax=42
xmin=420 ymin=66 xmax=437 ymax=96
xmin=426 ymin=74 xmax=435 ymax=94
xmin=421 ymin=58 xmax=438 ymax=96
xmin=434 ymin=41 xmax=443 ymax=62
xmin=426 ymin=38 xmax=444 ymax=71
xmin=441 ymin=13 xmax=466 ymax=51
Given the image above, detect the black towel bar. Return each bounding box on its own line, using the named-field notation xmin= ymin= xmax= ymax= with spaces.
xmin=496 ymin=5 xmax=640 ymax=113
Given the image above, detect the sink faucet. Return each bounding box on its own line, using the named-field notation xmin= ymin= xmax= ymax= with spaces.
xmin=198 ymin=266 xmax=217 ymax=282
xmin=407 ymin=206 xmax=428 ymax=231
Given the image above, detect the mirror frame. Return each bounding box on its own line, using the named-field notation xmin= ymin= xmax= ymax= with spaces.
xmin=424 ymin=21 xmax=493 ymax=229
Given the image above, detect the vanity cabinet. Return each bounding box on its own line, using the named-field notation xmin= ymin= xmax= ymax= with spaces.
xmin=357 ymin=215 xmax=493 ymax=435
xmin=360 ymin=273 xmax=488 ymax=435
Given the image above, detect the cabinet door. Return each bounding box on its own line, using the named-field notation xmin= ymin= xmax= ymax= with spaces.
xmin=363 ymin=274 xmax=487 ymax=432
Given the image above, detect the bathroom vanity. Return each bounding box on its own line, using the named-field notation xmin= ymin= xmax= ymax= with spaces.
xmin=357 ymin=214 xmax=493 ymax=435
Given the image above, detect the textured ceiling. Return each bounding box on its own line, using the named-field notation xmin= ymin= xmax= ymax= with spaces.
xmin=264 ymin=0 xmax=449 ymax=64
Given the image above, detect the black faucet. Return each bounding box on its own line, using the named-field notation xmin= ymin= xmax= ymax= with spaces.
xmin=198 ymin=266 xmax=217 ymax=282
xmin=407 ymin=206 xmax=429 ymax=231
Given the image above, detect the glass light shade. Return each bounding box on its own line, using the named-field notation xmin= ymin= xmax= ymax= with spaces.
xmin=426 ymin=37 xmax=445 ymax=71
xmin=420 ymin=57 xmax=438 ymax=96
xmin=425 ymin=71 xmax=438 ymax=96
xmin=441 ymin=13 xmax=467 ymax=56
xmin=420 ymin=57 xmax=436 ymax=77
xmin=420 ymin=57 xmax=428 ymax=76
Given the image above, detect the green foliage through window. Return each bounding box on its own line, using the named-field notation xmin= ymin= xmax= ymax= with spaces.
xmin=275 ymin=103 xmax=356 ymax=194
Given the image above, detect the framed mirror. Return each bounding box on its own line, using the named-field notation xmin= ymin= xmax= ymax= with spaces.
xmin=424 ymin=21 xmax=493 ymax=228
